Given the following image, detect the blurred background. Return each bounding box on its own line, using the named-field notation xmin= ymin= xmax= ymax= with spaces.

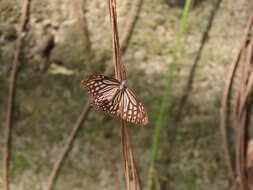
xmin=1 ymin=0 xmax=253 ymax=189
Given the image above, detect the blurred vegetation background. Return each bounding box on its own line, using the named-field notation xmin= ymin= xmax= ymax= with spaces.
xmin=0 ymin=0 xmax=253 ymax=189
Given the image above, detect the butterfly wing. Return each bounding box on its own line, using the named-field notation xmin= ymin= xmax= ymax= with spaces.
xmin=120 ymin=87 xmax=148 ymax=125
xmin=81 ymin=74 xmax=121 ymax=116
xmin=82 ymin=74 xmax=120 ymax=96
xmin=82 ymin=74 xmax=148 ymax=125
xmin=98 ymin=90 xmax=122 ymax=116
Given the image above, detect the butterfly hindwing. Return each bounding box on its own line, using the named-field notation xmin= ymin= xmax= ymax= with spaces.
xmin=120 ymin=88 xmax=148 ymax=125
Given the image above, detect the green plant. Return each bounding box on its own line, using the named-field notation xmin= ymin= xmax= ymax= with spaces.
xmin=147 ymin=0 xmax=192 ymax=189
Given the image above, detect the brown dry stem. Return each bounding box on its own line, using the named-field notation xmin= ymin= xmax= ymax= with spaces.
xmin=3 ymin=0 xmax=31 ymax=190
xmin=108 ymin=0 xmax=142 ymax=189
xmin=45 ymin=104 xmax=91 ymax=190
xmin=220 ymin=12 xmax=253 ymax=189
xmin=74 ymin=0 xmax=92 ymax=58
xmin=120 ymin=0 xmax=143 ymax=53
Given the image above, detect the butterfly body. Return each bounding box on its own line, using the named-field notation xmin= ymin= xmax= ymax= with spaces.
xmin=82 ymin=74 xmax=148 ymax=125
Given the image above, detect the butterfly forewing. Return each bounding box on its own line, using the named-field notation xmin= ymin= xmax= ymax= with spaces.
xmin=82 ymin=74 xmax=148 ymax=125
xmin=83 ymin=74 xmax=120 ymax=97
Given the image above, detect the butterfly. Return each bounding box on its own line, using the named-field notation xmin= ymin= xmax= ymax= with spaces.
xmin=81 ymin=74 xmax=148 ymax=125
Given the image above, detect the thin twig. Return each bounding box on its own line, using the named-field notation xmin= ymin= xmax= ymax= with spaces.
xmin=220 ymin=13 xmax=253 ymax=183
xmin=238 ymin=36 xmax=253 ymax=119
xmin=176 ymin=0 xmax=222 ymax=121
xmin=126 ymin=124 xmax=142 ymax=190
xmin=44 ymin=104 xmax=91 ymax=190
xmin=105 ymin=0 xmax=143 ymax=75
xmin=121 ymin=122 xmax=131 ymax=190
xmin=108 ymin=0 xmax=124 ymax=80
xmin=236 ymin=27 xmax=253 ymax=190
xmin=120 ymin=0 xmax=143 ymax=53
xmin=74 ymin=0 xmax=92 ymax=58
xmin=3 ymin=1 xmax=31 ymax=190
xmin=108 ymin=1 xmax=142 ymax=189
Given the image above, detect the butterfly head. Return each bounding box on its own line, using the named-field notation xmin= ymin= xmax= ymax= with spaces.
xmin=119 ymin=80 xmax=127 ymax=90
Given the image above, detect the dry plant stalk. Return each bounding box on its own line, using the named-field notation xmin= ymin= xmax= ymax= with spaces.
xmin=3 ymin=0 xmax=31 ymax=190
xmin=73 ymin=0 xmax=92 ymax=58
xmin=45 ymin=0 xmax=143 ymax=189
xmin=119 ymin=0 xmax=143 ymax=53
xmin=45 ymin=104 xmax=92 ymax=190
xmin=234 ymin=32 xmax=253 ymax=190
xmin=108 ymin=0 xmax=142 ymax=189
xmin=220 ymin=13 xmax=253 ymax=190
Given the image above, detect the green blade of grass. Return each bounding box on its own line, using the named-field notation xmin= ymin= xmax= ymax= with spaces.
xmin=147 ymin=0 xmax=192 ymax=189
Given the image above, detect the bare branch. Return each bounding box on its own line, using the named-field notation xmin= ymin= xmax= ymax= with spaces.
xmin=220 ymin=13 xmax=253 ymax=183
xmin=44 ymin=104 xmax=91 ymax=190
xmin=3 ymin=0 xmax=31 ymax=190
xmin=120 ymin=0 xmax=143 ymax=54
xmin=108 ymin=1 xmax=142 ymax=189
xmin=74 ymin=0 xmax=93 ymax=58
